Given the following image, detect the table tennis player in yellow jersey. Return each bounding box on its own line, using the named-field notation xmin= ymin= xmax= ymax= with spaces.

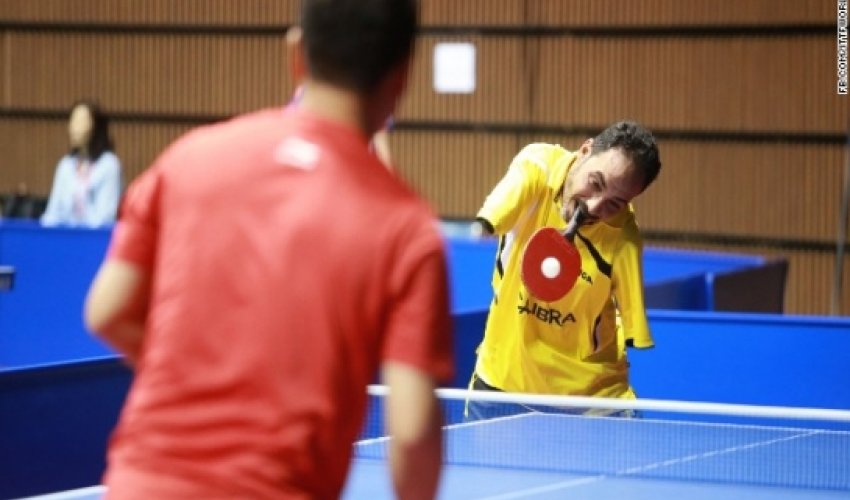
xmin=468 ymin=121 xmax=661 ymax=417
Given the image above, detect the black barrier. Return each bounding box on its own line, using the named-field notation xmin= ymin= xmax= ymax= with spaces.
xmin=0 ymin=265 xmax=13 ymax=291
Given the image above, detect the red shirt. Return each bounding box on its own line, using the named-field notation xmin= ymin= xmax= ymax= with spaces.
xmin=103 ymin=108 xmax=454 ymax=499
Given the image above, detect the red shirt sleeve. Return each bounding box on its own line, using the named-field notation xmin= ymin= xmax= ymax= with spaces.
xmin=381 ymin=221 xmax=454 ymax=384
xmin=107 ymin=166 xmax=162 ymax=270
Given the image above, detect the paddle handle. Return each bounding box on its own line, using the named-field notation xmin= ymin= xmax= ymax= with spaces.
xmin=563 ymin=203 xmax=588 ymax=243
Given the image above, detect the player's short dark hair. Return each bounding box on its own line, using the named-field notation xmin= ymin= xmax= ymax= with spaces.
xmin=301 ymin=0 xmax=418 ymax=93
xmin=591 ymin=120 xmax=661 ymax=191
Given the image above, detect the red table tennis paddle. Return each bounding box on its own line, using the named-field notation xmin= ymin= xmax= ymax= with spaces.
xmin=520 ymin=206 xmax=586 ymax=302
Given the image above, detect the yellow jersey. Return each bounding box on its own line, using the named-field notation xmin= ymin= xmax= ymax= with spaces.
xmin=475 ymin=143 xmax=653 ymax=398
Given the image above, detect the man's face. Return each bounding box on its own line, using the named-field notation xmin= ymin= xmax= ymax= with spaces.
xmin=561 ymin=142 xmax=645 ymax=225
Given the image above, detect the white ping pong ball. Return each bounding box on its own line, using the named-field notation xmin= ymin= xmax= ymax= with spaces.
xmin=541 ymin=257 xmax=561 ymax=279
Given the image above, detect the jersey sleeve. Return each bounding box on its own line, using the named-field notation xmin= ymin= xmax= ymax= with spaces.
xmin=612 ymin=217 xmax=654 ymax=349
xmin=381 ymin=218 xmax=454 ymax=384
xmin=476 ymin=144 xmax=551 ymax=234
xmin=106 ymin=165 xmax=162 ymax=271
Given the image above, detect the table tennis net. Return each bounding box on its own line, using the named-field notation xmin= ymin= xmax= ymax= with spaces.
xmin=355 ymin=386 xmax=850 ymax=492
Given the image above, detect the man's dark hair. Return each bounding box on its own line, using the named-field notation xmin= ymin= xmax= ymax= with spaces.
xmin=591 ymin=120 xmax=661 ymax=191
xmin=301 ymin=0 xmax=418 ymax=93
xmin=69 ymin=99 xmax=114 ymax=162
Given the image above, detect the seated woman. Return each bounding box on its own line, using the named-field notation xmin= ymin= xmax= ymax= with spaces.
xmin=41 ymin=100 xmax=122 ymax=227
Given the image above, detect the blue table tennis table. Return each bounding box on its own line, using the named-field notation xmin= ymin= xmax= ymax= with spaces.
xmin=343 ymin=411 xmax=850 ymax=500
xmin=23 ymin=410 xmax=850 ymax=500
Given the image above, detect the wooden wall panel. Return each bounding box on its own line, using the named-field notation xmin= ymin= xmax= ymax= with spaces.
xmin=0 ymin=0 xmax=298 ymax=25
xmin=0 ymin=31 xmax=7 ymax=104
xmin=6 ymin=31 xmax=288 ymax=114
xmin=3 ymin=9 xmax=843 ymax=133
xmin=632 ymin=140 xmax=847 ymax=241
xmin=0 ymin=0 xmax=834 ymax=27
xmin=390 ymin=130 xmax=520 ymax=217
xmin=395 ymin=130 xmax=847 ymax=245
xmin=412 ymin=0 xmax=836 ymax=27
xmin=401 ymin=35 xmax=528 ymax=123
xmin=420 ymin=0 xmax=525 ymax=26
xmin=110 ymin=122 xmax=198 ymax=180
xmin=530 ymin=0 xmax=834 ymax=26
xmin=404 ymin=34 xmax=849 ymax=133
xmin=534 ymin=35 xmax=844 ymax=133
xmin=0 ymin=118 xmax=66 ymax=191
xmin=782 ymin=250 xmax=850 ymax=316
xmin=7 ymin=31 xmax=844 ymax=134
xmin=0 ymin=118 xmax=195 ymax=193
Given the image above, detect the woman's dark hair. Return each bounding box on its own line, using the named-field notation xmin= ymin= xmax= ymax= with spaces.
xmin=69 ymin=99 xmax=114 ymax=162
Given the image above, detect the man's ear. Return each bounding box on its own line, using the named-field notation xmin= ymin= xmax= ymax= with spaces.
xmin=577 ymin=138 xmax=594 ymax=158
xmin=286 ymin=26 xmax=306 ymax=84
xmin=370 ymin=56 xmax=411 ymax=130
xmin=385 ymin=56 xmax=412 ymax=106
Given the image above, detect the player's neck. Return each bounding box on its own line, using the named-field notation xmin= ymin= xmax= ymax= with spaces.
xmin=298 ymin=81 xmax=375 ymax=141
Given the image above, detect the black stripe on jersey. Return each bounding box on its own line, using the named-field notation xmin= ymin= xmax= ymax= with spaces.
xmin=496 ymin=235 xmax=506 ymax=278
xmin=575 ymin=232 xmax=612 ymax=278
xmin=592 ymin=314 xmax=602 ymax=353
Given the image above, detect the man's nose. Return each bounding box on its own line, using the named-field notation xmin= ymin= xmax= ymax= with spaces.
xmin=585 ymin=198 xmax=604 ymax=218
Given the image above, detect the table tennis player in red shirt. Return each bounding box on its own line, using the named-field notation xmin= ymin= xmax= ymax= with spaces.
xmin=84 ymin=1 xmax=453 ymax=499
